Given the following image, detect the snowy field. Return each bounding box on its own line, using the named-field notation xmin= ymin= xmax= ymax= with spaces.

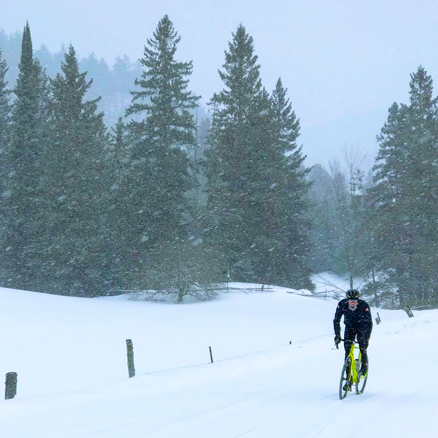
xmin=1 ymin=278 xmax=437 ymax=437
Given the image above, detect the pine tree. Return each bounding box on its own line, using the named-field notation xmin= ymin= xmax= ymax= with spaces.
xmin=205 ymin=25 xmax=264 ymax=281
xmin=205 ymin=26 xmax=313 ymax=289
xmin=0 ymin=48 xmax=12 ymax=285
xmin=39 ymin=44 xmax=108 ymax=296
xmin=1 ymin=23 xmax=47 ymax=290
xmin=0 ymin=48 xmax=10 ymax=153
xmin=404 ymin=68 xmax=438 ymax=295
xmin=124 ymin=15 xmax=200 ymax=290
xmin=369 ymin=66 xmax=438 ymax=307
xmin=102 ymin=117 xmax=130 ymax=292
xmin=269 ymin=78 xmax=313 ymax=288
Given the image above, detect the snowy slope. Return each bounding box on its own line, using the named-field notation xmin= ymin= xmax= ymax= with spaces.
xmin=1 ymin=283 xmax=437 ymax=437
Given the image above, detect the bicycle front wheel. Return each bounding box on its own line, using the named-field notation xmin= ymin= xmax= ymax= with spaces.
xmin=339 ymin=357 xmax=352 ymax=400
xmin=355 ymin=360 xmax=369 ymax=394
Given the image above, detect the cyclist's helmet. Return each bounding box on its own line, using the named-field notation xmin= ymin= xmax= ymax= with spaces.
xmin=346 ymin=289 xmax=360 ymax=300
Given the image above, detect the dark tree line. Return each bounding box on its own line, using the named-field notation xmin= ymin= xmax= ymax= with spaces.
xmin=2 ymin=20 xmax=436 ymax=308
xmin=0 ymin=19 xmax=313 ymax=300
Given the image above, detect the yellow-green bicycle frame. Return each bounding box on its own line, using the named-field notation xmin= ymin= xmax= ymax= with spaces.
xmin=338 ymin=340 xmax=368 ymax=399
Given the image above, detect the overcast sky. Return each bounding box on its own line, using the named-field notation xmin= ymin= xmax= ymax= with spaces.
xmin=3 ymin=0 xmax=438 ymax=168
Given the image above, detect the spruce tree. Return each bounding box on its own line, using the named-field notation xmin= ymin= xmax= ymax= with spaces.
xmin=404 ymin=67 xmax=438 ymax=301
xmin=205 ymin=26 xmax=313 ymax=289
xmin=269 ymin=78 xmax=313 ymax=288
xmin=0 ymin=49 xmax=11 ymax=285
xmin=102 ymin=117 xmax=130 ymax=292
xmin=367 ymin=102 xmax=409 ymax=305
xmin=1 ymin=23 xmax=47 ymax=290
xmin=0 ymin=48 xmax=10 ymax=153
xmin=369 ymin=66 xmax=438 ymax=307
xmin=40 ymin=44 xmax=108 ymax=296
xmin=205 ymin=25 xmax=264 ymax=281
xmin=124 ymin=15 xmax=200 ymax=290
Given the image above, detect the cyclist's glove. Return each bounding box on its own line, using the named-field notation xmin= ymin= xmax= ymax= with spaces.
xmin=334 ymin=335 xmax=341 ymax=345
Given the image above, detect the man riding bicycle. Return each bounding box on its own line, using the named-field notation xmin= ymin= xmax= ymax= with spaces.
xmin=333 ymin=289 xmax=373 ymax=377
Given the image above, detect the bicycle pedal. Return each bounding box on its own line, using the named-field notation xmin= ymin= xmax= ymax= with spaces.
xmin=343 ymin=381 xmax=352 ymax=391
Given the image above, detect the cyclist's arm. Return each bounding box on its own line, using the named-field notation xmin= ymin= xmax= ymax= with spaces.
xmin=333 ymin=304 xmax=343 ymax=336
xmin=361 ymin=302 xmax=373 ymax=338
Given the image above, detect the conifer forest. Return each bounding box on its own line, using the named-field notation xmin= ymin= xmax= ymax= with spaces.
xmin=0 ymin=17 xmax=437 ymax=308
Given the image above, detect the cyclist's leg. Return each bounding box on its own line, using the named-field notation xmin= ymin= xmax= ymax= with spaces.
xmin=343 ymin=327 xmax=355 ymax=380
xmin=343 ymin=327 xmax=355 ymax=361
xmin=355 ymin=332 xmax=369 ymax=393
xmin=357 ymin=332 xmax=369 ymax=375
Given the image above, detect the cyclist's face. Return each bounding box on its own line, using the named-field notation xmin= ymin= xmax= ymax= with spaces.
xmin=348 ymin=299 xmax=358 ymax=309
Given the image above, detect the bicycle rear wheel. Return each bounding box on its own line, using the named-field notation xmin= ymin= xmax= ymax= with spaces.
xmin=339 ymin=357 xmax=352 ymax=400
xmin=355 ymin=360 xmax=369 ymax=394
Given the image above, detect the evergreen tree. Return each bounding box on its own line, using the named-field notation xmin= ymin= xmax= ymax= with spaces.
xmin=205 ymin=26 xmax=313 ymax=289
xmin=39 ymin=44 xmax=108 ymax=296
xmin=0 ymin=47 xmax=11 ymax=169
xmin=0 ymin=48 xmax=10 ymax=152
xmin=204 ymin=25 xmax=265 ymax=281
xmin=406 ymin=68 xmax=438 ymax=304
xmin=269 ymin=78 xmax=313 ymax=288
xmin=368 ymin=66 xmax=438 ymax=307
xmin=1 ymin=23 xmax=47 ymax=290
xmin=102 ymin=117 xmax=130 ymax=292
xmin=124 ymin=15 xmax=200 ymax=290
xmin=366 ymin=102 xmax=410 ymax=306
xmin=0 ymin=48 xmax=12 ymax=285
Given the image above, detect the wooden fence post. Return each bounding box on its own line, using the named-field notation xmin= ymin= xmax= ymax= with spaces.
xmin=375 ymin=312 xmax=381 ymax=325
xmin=404 ymin=306 xmax=414 ymax=318
xmin=126 ymin=339 xmax=135 ymax=378
xmin=209 ymin=346 xmax=214 ymax=363
xmin=5 ymin=372 xmax=17 ymax=400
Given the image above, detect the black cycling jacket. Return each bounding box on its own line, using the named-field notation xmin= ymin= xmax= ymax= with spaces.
xmin=333 ymin=298 xmax=373 ymax=338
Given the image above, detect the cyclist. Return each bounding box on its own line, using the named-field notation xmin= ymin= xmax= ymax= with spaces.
xmin=333 ymin=289 xmax=372 ymax=377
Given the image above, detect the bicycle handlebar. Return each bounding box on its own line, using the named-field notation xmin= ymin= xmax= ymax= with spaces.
xmin=335 ymin=339 xmax=360 ymax=349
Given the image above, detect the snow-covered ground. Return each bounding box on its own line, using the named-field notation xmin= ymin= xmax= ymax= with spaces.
xmin=1 ymin=280 xmax=436 ymax=437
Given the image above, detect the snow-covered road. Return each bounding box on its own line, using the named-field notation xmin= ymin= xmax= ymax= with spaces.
xmin=1 ymin=283 xmax=436 ymax=437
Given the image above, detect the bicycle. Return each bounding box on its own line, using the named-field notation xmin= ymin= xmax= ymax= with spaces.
xmin=337 ymin=339 xmax=368 ymax=399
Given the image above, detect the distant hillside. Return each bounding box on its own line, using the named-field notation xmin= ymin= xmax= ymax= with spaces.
xmin=2 ymin=28 xmax=382 ymax=168
xmin=0 ymin=28 xmax=210 ymax=127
